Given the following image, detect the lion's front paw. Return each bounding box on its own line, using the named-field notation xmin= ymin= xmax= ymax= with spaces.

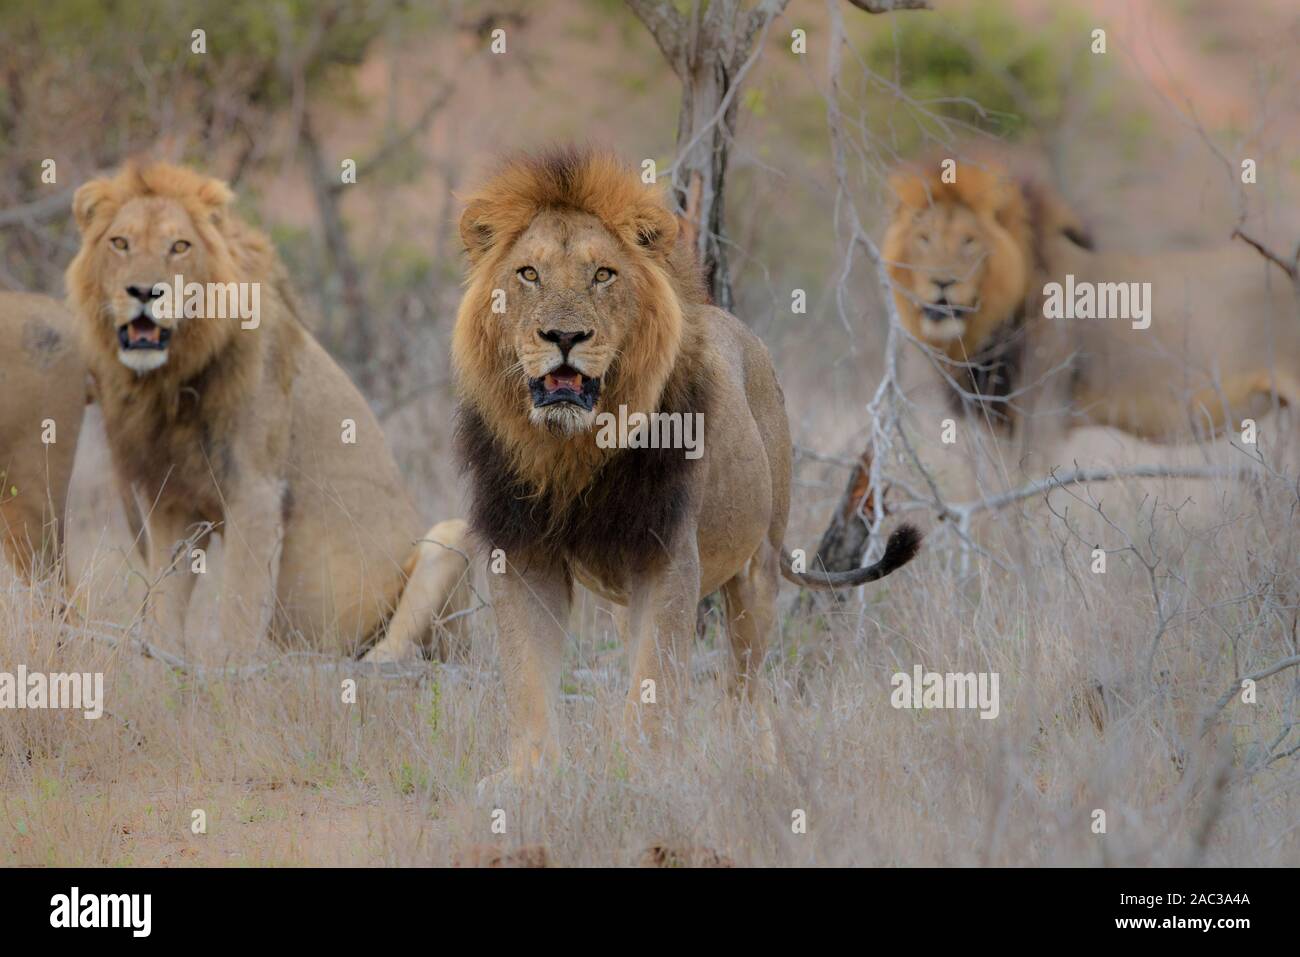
xmin=360 ymin=637 xmax=419 ymax=665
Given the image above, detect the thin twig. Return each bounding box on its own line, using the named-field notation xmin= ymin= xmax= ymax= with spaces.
xmin=896 ymin=464 xmax=1241 ymax=523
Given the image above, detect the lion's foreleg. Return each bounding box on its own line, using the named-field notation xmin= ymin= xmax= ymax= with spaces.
xmin=623 ymin=531 xmax=700 ymax=752
xmin=217 ymin=480 xmax=285 ymax=652
xmin=486 ymin=558 xmax=570 ymax=787
xmin=142 ymin=505 xmax=204 ymax=649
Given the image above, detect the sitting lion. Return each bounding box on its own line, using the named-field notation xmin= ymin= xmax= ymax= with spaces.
xmin=65 ymin=162 xmax=469 ymax=660
xmin=885 ymin=158 xmax=1300 ymax=446
xmin=0 ymin=292 xmax=85 ymax=584
xmin=452 ymin=147 xmax=921 ymax=788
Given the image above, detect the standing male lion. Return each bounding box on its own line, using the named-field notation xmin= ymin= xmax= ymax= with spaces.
xmin=452 ymin=147 xmax=920 ymax=789
xmin=65 ymin=162 xmax=469 ymax=660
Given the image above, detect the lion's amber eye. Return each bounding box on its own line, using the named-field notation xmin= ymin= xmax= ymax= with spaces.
xmin=171 ymin=240 xmax=191 ymax=255
xmin=110 ymin=236 xmax=128 ymax=252
xmin=593 ymin=267 xmax=616 ymax=285
xmin=518 ymin=266 xmax=539 ymax=284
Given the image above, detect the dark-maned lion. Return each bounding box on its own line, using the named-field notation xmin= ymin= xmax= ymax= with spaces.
xmin=452 ymin=147 xmax=921 ymax=789
xmin=65 ymin=162 xmax=469 ymax=660
xmin=0 ymin=292 xmax=85 ymax=584
xmin=885 ymin=158 xmax=1300 ymax=444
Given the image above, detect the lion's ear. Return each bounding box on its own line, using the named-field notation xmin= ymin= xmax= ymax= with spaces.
xmin=196 ymin=177 xmax=234 ymax=226
xmin=72 ymin=179 xmax=114 ymax=233
xmin=888 ymin=173 xmax=928 ymax=212
xmin=629 ymin=204 xmax=677 ymax=254
xmin=459 ymin=199 xmax=497 ymax=262
xmin=197 ymin=178 xmax=233 ymax=210
xmin=1062 ymin=225 xmax=1094 ymax=251
xmin=990 ymin=180 xmax=1027 ymax=233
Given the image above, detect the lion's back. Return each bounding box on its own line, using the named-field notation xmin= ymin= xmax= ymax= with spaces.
xmin=695 ymin=304 xmax=792 ymax=557
xmin=276 ymin=332 xmax=422 ymax=648
xmin=1055 ymin=242 xmax=1300 ymax=397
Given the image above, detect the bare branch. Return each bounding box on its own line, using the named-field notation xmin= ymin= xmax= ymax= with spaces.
xmin=1232 ymin=226 xmax=1300 ymax=283
xmin=844 ymin=0 xmax=932 ymax=12
xmin=0 ymin=187 xmax=75 ymax=229
xmin=741 ymin=0 xmax=794 ymax=54
xmin=1199 ymin=652 xmax=1300 ymax=739
xmin=301 ymin=110 xmax=370 ymax=366
xmin=900 ymin=464 xmax=1241 ymax=523
xmin=1119 ymin=27 xmax=1300 ymax=294
xmin=63 ymin=615 xmax=488 ymax=684
xmin=625 ymin=0 xmax=687 ymax=75
xmin=326 ymin=61 xmax=470 ymax=197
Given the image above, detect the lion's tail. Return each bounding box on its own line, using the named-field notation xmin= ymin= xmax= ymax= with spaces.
xmin=779 ymin=524 xmax=922 ymax=590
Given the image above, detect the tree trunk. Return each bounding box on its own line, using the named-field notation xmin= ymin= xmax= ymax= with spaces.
xmin=671 ymin=22 xmax=744 ymax=311
xmin=301 ymin=113 xmax=371 ymax=375
xmin=813 ymin=446 xmax=880 ymax=573
xmin=626 ymin=0 xmax=932 ymax=580
xmin=629 ymin=0 xmax=793 ymax=312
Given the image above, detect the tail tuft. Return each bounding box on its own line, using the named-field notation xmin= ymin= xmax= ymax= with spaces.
xmin=877 ymin=524 xmax=922 ymax=577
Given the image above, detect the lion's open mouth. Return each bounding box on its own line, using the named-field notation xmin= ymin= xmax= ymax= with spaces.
xmin=922 ymin=300 xmax=977 ymax=326
xmin=529 ymin=365 xmax=601 ymax=412
xmin=118 ymin=316 xmax=171 ymax=351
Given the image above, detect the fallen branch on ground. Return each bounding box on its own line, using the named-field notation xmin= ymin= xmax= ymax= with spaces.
xmin=60 ymin=611 xmax=490 ymax=684
xmin=893 ymin=464 xmax=1240 ymax=524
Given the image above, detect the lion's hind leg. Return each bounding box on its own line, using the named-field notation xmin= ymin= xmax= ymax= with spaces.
xmin=362 ymin=518 xmax=474 ymax=664
xmin=1081 ymin=369 xmax=1299 ymax=442
xmin=720 ymin=541 xmax=780 ymax=767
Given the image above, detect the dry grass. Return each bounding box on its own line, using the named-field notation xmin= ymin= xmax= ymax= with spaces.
xmin=2 ymin=409 xmax=1299 ymax=867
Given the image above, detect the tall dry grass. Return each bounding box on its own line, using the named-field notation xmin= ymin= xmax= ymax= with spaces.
xmin=2 ymin=407 xmax=1298 ymax=866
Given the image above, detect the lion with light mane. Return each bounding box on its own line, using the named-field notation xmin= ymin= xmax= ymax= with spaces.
xmin=66 ymin=161 xmax=469 ymax=660
xmin=452 ymin=147 xmax=921 ymax=789
xmin=885 ymin=158 xmax=1300 ymax=446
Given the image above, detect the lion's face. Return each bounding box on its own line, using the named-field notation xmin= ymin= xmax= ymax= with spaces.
xmin=67 ymin=164 xmax=241 ymax=378
xmin=453 ymin=148 xmax=691 ymax=497
xmin=500 ymin=210 xmax=643 ymax=436
xmin=895 ymin=203 xmax=1000 ymax=344
xmin=884 ymin=166 xmax=1031 ymax=359
xmin=89 ymin=196 xmax=217 ymax=373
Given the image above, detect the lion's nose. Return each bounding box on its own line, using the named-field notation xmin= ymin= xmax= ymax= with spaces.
xmin=125 ymin=283 xmax=162 ymax=302
xmin=934 ymin=278 xmax=956 ymax=293
xmin=539 ymin=328 xmax=593 ymax=357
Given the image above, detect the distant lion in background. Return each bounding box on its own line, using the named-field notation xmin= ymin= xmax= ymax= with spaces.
xmin=0 ymin=292 xmax=85 ymax=586
xmin=65 ymin=161 xmax=470 ymax=661
xmin=884 ymin=158 xmax=1300 ymax=449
